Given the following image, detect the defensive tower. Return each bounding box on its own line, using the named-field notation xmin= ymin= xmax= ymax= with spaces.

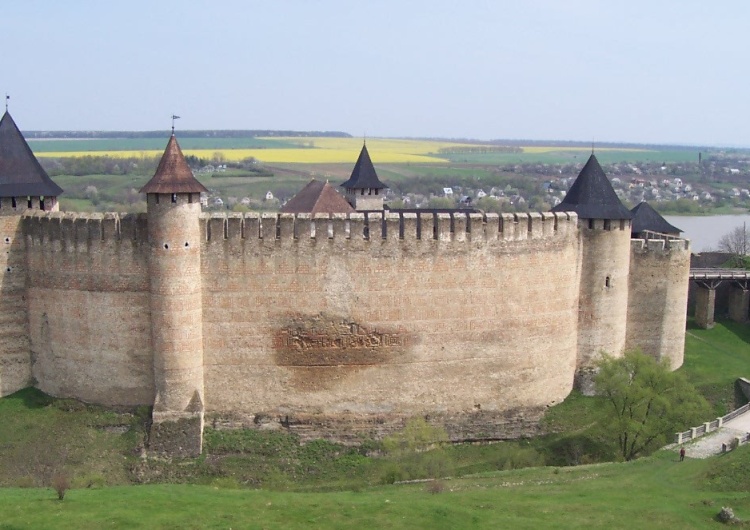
xmin=140 ymin=134 xmax=208 ymax=456
xmin=626 ymin=201 xmax=689 ymax=369
xmin=553 ymin=154 xmax=632 ymax=387
xmin=0 ymin=110 xmax=63 ymax=396
xmin=340 ymin=143 xmax=387 ymax=210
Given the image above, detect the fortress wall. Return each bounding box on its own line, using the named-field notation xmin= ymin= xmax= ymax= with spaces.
xmin=200 ymin=211 xmax=581 ymax=440
xmin=23 ymin=212 xmax=153 ymax=406
xmin=626 ymin=238 xmax=691 ymax=369
xmin=0 ymin=214 xmax=32 ymax=396
xmin=576 ymin=219 xmax=631 ymax=369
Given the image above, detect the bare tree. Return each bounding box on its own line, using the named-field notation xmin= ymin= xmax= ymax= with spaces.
xmin=717 ymin=224 xmax=750 ymax=267
xmin=718 ymin=224 xmax=750 ymax=256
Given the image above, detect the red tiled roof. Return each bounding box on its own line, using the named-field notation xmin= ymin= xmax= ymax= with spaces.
xmin=139 ymin=135 xmax=208 ymax=194
xmin=281 ymin=179 xmax=354 ymax=214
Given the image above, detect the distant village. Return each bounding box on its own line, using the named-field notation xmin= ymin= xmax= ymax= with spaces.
xmin=197 ymin=155 xmax=750 ymax=215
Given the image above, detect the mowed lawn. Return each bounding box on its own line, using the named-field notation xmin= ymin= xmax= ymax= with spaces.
xmin=1 ymin=449 xmax=749 ymax=529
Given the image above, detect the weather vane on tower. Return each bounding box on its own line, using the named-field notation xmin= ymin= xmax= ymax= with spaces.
xmin=171 ymin=114 xmax=181 ymax=135
xmin=5 ymin=94 xmax=9 ymax=112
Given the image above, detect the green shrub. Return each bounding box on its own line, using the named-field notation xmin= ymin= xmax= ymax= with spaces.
xmin=382 ymin=417 xmax=449 ymax=455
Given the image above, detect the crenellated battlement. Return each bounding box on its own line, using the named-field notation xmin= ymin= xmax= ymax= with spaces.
xmin=199 ymin=210 xmax=578 ymax=244
xmin=630 ymin=237 xmax=690 ymax=253
xmin=22 ymin=211 xmax=148 ymax=246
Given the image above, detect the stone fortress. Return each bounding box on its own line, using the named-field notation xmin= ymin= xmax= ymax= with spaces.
xmin=0 ymin=111 xmax=691 ymax=456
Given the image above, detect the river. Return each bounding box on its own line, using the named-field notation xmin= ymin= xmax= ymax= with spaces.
xmin=664 ymin=214 xmax=750 ymax=252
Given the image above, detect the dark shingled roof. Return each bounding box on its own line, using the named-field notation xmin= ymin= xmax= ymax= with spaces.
xmin=0 ymin=112 xmax=63 ymax=197
xmin=551 ymin=154 xmax=631 ymax=220
xmin=281 ymin=179 xmax=355 ymax=214
xmin=630 ymin=201 xmax=682 ymax=235
xmin=340 ymin=144 xmax=387 ymax=190
xmin=139 ymin=135 xmax=208 ymax=194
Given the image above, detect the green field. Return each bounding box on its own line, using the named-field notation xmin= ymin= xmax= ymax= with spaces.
xmin=440 ymin=149 xmax=701 ymax=165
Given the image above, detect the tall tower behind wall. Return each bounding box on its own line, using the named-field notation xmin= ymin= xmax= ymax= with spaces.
xmin=340 ymin=143 xmax=388 ymax=211
xmin=626 ymin=204 xmax=690 ymax=369
xmin=0 ymin=111 xmax=62 ymax=396
xmin=553 ymin=154 xmax=632 ymax=391
xmin=140 ymin=135 xmax=208 ymax=457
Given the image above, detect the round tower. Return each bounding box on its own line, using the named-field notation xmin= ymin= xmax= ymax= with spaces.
xmin=552 ymin=154 xmax=632 ymax=391
xmin=140 ymin=134 xmax=208 ymax=457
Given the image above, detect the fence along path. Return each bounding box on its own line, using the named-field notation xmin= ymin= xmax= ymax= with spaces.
xmin=674 ymin=403 xmax=750 ymax=459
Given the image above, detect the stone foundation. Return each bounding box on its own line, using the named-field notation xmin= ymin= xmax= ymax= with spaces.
xmin=149 ymin=413 xmax=204 ymax=457
xmin=207 ymin=408 xmax=545 ymax=444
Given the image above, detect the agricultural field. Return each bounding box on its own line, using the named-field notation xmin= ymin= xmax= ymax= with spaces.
xmin=30 ymin=135 xmax=693 ymax=165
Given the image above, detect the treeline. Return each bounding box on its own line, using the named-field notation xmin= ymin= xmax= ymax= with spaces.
xmin=24 ymin=130 xmax=352 ymax=140
xmin=40 ymin=155 xmax=161 ymax=177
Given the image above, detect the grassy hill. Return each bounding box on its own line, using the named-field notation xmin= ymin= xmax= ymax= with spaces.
xmin=0 ymin=318 xmax=749 ymax=527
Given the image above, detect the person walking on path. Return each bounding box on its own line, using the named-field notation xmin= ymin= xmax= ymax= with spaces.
xmin=680 ymin=447 xmax=686 ymax=461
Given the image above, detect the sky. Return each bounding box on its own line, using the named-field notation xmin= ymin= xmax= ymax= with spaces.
xmin=3 ymin=1 xmax=750 ymax=145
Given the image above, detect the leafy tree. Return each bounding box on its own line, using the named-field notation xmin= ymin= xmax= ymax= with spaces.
xmin=594 ymin=351 xmax=710 ymax=461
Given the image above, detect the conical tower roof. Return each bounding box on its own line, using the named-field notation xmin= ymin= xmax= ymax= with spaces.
xmin=139 ymin=135 xmax=208 ymax=194
xmin=281 ymin=179 xmax=354 ymax=214
xmin=630 ymin=201 xmax=681 ymax=235
xmin=551 ymin=154 xmax=631 ymax=220
xmin=0 ymin=111 xmax=63 ymax=197
xmin=340 ymin=143 xmax=387 ymax=190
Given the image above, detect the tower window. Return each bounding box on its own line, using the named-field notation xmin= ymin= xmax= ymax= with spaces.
xmin=361 ymin=189 xmax=364 ymax=195
xmin=588 ymin=218 xmax=594 ymax=229
xmin=375 ymin=189 xmax=379 ymax=195
xmin=605 ymin=276 xmax=611 ymax=288
xmin=155 ymin=194 xmax=159 ymax=204
xmin=171 ymin=193 xmax=177 ymax=203
xmin=604 ymin=219 xmax=611 ymax=231
xmin=188 ymin=193 xmax=193 ymax=204
xmin=40 ymin=198 xmax=45 ymax=211
xmin=11 ymin=197 xmax=16 ymax=208
xmin=27 ymin=197 xmax=32 ymax=208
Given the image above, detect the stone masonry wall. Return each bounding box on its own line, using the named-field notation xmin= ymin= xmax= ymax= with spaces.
xmin=23 ymin=212 xmax=153 ymax=406
xmin=626 ymin=238 xmax=691 ymax=369
xmin=201 ymin=211 xmax=581 ymax=441
xmin=0 ymin=213 xmax=32 ymax=396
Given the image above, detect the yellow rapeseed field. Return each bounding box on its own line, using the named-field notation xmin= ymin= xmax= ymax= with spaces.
xmin=32 ymin=137 xmax=650 ymax=164
xmin=33 ymin=137 xmax=475 ymax=164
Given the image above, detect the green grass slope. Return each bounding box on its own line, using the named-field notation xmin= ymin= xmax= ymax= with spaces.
xmin=1 ymin=449 xmax=749 ymax=529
